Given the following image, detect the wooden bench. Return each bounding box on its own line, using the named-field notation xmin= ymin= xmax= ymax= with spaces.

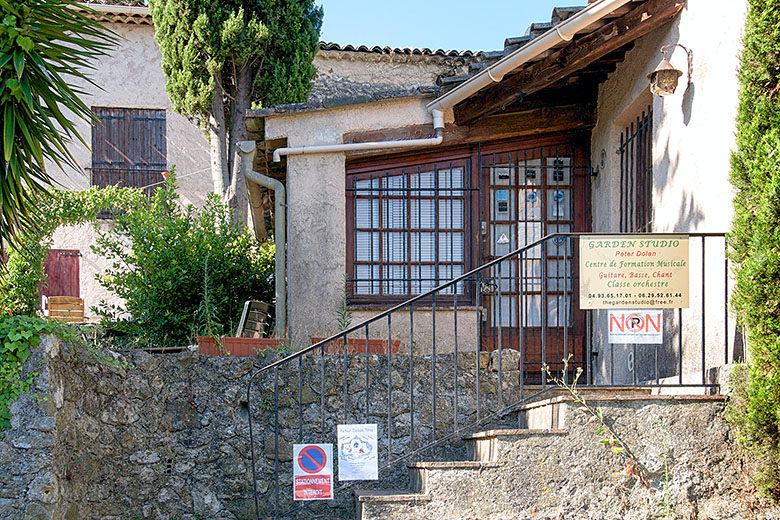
xmin=46 ymin=296 xmax=85 ymax=322
xmin=235 ymin=300 xmax=274 ymax=338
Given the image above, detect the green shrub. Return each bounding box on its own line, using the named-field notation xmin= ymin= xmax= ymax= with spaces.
xmin=0 ymin=185 xmax=146 ymax=317
xmin=92 ymin=178 xmax=274 ymax=348
xmin=727 ymin=0 xmax=780 ymax=501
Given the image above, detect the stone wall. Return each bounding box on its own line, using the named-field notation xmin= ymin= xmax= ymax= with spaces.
xmin=1 ymin=336 xmax=772 ymax=520
xmin=0 ymin=337 xmax=59 ymax=520
xmin=1 ymin=337 xmax=519 ymax=519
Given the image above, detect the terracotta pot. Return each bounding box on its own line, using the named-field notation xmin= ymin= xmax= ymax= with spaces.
xmin=311 ymin=337 xmax=400 ymax=354
xmin=196 ymin=336 xmax=287 ymax=357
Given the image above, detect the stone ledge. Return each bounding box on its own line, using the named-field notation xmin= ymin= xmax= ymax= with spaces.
xmin=518 ymin=392 xmax=727 ymax=412
xmin=407 ymin=461 xmax=504 ymax=470
xmin=462 ymin=428 xmax=568 ymax=440
xmin=354 ymin=489 xmax=432 ymax=503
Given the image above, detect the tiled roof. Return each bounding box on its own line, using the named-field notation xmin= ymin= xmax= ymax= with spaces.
xmin=249 ymin=86 xmax=440 ymax=118
xmin=251 ymin=5 xmax=592 ymax=119
xmin=79 ymin=2 xmax=152 ymax=25
xmin=318 ymin=42 xmax=483 ymax=58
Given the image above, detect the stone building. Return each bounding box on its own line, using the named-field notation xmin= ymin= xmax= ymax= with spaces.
xmin=245 ymin=0 xmax=746 ymax=385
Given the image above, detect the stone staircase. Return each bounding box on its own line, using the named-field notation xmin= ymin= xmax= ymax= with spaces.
xmin=354 ymin=390 xmax=750 ymax=520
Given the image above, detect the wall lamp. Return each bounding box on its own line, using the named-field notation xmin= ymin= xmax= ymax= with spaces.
xmin=647 ymin=43 xmax=692 ymax=96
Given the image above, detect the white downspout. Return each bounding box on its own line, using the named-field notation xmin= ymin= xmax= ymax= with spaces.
xmin=239 ymin=141 xmax=287 ymax=338
xmin=272 ymin=0 xmax=631 ymax=163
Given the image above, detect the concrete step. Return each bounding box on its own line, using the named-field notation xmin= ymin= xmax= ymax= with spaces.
xmin=356 ymin=395 xmax=731 ymax=520
xmin=408 ymin=461 xmax=504 ymax=493
xmin=463 ymin=428 xmax=568 ymax=462
xmin=518 ymin=392 xmax=723 ymax=431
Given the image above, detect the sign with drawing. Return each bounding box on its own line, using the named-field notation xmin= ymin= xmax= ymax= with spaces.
xmin=337 ymin=424 xmax=378 ymax=481
xmin=293 ymin=444 xmax=333 ymax=500
xmin=580 ymin=235 xmax=689 ymax=309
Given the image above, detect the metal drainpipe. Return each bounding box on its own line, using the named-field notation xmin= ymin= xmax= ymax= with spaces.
xmin=239 ymin=141 xmax=287 ymax=338
xmin=273 ymin=109 xmax=445 ymax=162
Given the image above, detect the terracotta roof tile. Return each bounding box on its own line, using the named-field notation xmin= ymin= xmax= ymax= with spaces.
xmin=318 ymin=41 xmax=483 ymax=58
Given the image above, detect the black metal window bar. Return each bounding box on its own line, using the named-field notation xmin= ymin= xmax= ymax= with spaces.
xmin=246 ymin=232 xmax=728 ymax=519
xmin=347 ymin=159 xmax=477 ymax=299
xmin=619 ymin=105 xmax=653 ymax=232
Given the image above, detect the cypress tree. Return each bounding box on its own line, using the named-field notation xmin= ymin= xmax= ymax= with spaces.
xmin=729 ymin=0 xmax=780 ymax=501
xmin=149 ymin=0 xmax=322 ymax=221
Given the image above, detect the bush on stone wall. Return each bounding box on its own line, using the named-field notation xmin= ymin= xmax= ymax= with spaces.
xmin=727 ymin=0 xmax=780 ymax=501
xmin=0 ymin=316 xmax=59 ymax=433
xmin=92 ymin=178 xmax=274 ymax=348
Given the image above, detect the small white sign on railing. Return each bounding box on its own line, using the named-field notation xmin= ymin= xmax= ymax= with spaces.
xmin=608 ymin=309 xmax=663 ymax=344
xmin=337 ymin=424 xmax=378 ymax=481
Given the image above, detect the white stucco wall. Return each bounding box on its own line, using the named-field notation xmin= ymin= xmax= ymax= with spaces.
xmin=264 ymin=96 xmax=443 ymax=347
xmin=44 ymin=22 xmax=211 ymax=314
xmin=589 ymin=0 xmax=747 ymax=384
xmin=591 ymin=0 xmax=746 ymax=234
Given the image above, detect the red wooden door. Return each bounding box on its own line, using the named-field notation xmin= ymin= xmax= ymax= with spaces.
xmin=42 ymin=250 xmax=80 ymax=298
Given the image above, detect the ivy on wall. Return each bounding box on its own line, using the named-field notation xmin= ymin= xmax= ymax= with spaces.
xmin=0 ymin=186 xmax=143 ymax=434
xmin=0 ymin=316 xmax=57 ymax=433
xmin=0 ymin=185 xmax=146 ymax=316
xmin=727 ymin=0 xmax=780 ymax=501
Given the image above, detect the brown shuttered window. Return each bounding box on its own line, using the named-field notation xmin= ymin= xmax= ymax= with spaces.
xmin=91 ymin=107 xmax=167 ymax=196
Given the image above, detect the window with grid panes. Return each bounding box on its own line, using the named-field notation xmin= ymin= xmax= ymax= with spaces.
xmin=347 ymin=160 xmax=470 ymax=299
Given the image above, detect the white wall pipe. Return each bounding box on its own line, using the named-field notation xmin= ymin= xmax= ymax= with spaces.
xmin=273 ymin=109 xmax=444 ymax=162
xmin=426 ymin=0 xmax=633 ymax=113
xmin=239 ymin=141 xmax=287 ymax=338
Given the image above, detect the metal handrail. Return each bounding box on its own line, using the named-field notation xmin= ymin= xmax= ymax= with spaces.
xmin=246 ymin=231 xmax=729 ymax=518
xmin=246 ymin=231 xmax=724 ymax=379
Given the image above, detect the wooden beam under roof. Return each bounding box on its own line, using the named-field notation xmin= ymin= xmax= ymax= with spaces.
xmin=343 ymin=103 xmax=595 ymax=151
xmin=453 ymin=0 xmax=684 ymax=125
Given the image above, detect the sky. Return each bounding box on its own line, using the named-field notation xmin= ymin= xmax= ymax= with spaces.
xmin=317 ymin=0 xmax=575 ymax=52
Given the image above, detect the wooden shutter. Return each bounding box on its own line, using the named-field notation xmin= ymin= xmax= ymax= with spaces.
xmin=91 ymin=107 xmax=167 ymax=195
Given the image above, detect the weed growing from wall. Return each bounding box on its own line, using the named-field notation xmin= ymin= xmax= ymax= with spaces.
xmin=727 ymin=0 xmax=780 ymax=501
xmin=544 ymin=356 xmax=650 ymax=488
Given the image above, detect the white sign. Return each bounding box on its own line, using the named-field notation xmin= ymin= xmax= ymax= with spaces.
xmin=608 ymin=310 xmax=663 ymax=344
xmin=293 ymin=444 xmax=333 ymax=500
xmin=337 ymin=424 xmax=378 ymax=481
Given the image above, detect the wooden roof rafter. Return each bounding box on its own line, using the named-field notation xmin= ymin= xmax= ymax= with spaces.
xmin=453 ymin=0 xmax=685 ymax=125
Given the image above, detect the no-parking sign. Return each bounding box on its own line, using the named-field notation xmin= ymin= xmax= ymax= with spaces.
xmin=293 ymin=444 xmax=333 ymax=500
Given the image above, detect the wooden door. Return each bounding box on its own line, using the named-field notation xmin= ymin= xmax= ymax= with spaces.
xmin=479 ymin=136 xmax=589 ymax=381
xmin=42 ymin=250 xmax=80 ymax=298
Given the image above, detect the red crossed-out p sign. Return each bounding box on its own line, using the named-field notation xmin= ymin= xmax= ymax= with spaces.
xmin=293 ymin=444 xmax=333 ymax=501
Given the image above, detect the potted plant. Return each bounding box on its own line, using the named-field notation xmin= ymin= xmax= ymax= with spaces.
xmin=310 ymin=274 xmax=400 ymax=354
xmin=194 ymin=255 xmax=289 ymax=356
xmin=196 ymin=335 xmax=289 ymax=357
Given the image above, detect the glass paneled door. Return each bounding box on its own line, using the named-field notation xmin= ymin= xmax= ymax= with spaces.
xmin=480 ymin=138 xmax=589 ymax=381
